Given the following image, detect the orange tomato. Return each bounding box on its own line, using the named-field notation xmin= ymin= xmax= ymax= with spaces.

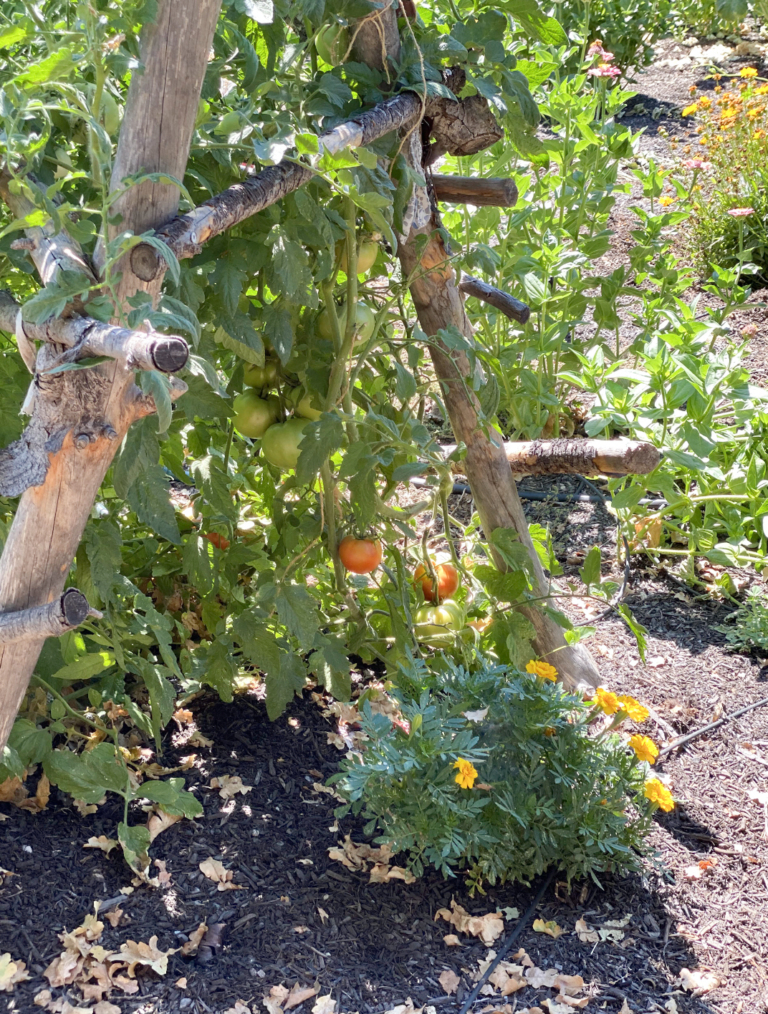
xmin=204 ymin=532 xmax=230 ymax=551
xmin=338 ymin=536 xmax=382 ymax=574
xmin=414 ymin=561 xmax=459 ymax=602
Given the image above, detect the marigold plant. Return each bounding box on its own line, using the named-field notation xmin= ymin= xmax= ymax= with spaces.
xmin=332 ymin=656 xmax=660 ymax=888
xmin=683 ymin=74 xmax=768 ymax=273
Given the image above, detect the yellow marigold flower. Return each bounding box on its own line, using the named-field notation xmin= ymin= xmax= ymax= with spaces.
xmin=682 ymin=103 xmax=698 ymax=117
xmin=617 ymin=695 xmax=649 ymax=722
xmin=698 ymin=95 xmax=712 ymax=109
xmin=741 ymin=66 xmax=758 ymax=78
xmin=644 ymin=778 xmax=674 ymax=811
xmin=755 ymin=129 xmax=766 ymax=138
xmin=629 ymin=734 xmax=659 ymax=764
xmin=659 ymin=196 xmax=675 ymax=207
xmin=748 ymin=108 xmax=761 ymax=119
xmin=756 ymin=84 xmax=768 ymax=95
xmin=526 ymin=659 xmax=558 ymax=682
xmin=594 ymin=687 xmax=621 ymax=716
xmin=453 ymin=757 xmax=478 ymax=789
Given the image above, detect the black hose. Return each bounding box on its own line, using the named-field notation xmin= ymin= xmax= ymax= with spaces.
xmin=457 ymin=868 xmax=557 ymax=1014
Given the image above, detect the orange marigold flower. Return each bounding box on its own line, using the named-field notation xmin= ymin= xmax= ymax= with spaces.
xmin=644 ymin=778 xmax=675 ymax=811
xmin=629 ymin=734 xmax=659 ymax=764
xmin=741 ymin=66 xmax=758 ymax=78
xmin=453 ymin=757 xmax=478 ymax=789
xmin=594 ymin=687 xmax=621 ymax=716
xmin=617 ymin=695 xmax=649 ymax=722
xmin=526 ymin=659 xmax=558 ymax=682
xmin=698 ymin=95 xmax=712 ymax=109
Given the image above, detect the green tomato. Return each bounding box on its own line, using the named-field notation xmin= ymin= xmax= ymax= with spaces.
xmin=338 ymin=238 xmax=379 ymax=275
xmin=215 ymin=110 xmax=243 ymax=136
xmin=317 ymin=301 xmax=377 ymax=345
xmin=288 ymin=387 xmax=323 ymax=421
xmin=232 ymin=391 xmax=280 ymax=439
xmin=261 ymin=418 xmax=308 ymax=471
xmin=243 ymin=358 xmax=279 ymax=390
xmin=316 ymin=24 xmax=349 ymax=65
xmin=414 ymin=600 xmax=465 ymax=639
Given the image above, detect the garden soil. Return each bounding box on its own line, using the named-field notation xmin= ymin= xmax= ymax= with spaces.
xmin=3 ymin=33 xmax=768 ymax=1014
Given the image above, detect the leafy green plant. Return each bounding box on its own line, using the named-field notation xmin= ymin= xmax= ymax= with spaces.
xmin=553 ymin=0 xmax=671 ymax=71
xmin=717 ymin=588 xmax=768 ymax=651
xmin=332 ymin=654 xmax=663 ymax=888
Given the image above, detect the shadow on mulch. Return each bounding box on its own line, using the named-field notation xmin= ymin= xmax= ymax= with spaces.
xmin=1 ymin=692 xmax=720 ymax=1014
xmin=622 ymin=590 xmax=732 ymax=656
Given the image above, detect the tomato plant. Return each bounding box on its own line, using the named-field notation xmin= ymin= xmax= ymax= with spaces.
xmin=338 ymin=536 xmax=382 ymax=575
xmin=414 ymin=561 xmax=460 ymax=602
xmin=232 ymin=390 xmax=280 ymax=438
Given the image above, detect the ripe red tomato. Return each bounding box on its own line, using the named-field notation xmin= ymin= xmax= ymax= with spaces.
xmin=338 ymin=536 xmax=382 ymax=574
xmin=414 ymin=561 xmax=459 ymax=602
xmin=204 ymin=532 xmax=230 ymax=550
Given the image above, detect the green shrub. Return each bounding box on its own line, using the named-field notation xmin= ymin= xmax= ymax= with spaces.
xmin=717 ymin=588 xmax=768 ymax=651
xmin=332 ymin=655 xmax=662 ymax=889
xmin=555 ymin=0 xmax=671 ymax=70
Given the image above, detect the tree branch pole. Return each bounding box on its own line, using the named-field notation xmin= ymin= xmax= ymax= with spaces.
xmin=0 ymin=290 xmax=189 ymax=373
xmin=432 ymin=175 xmax=519 ymax=207
xmin=0 ymin=0 xmax=222 ymax=752
xmin=442 ymin=437 xmax=662 ymax=478
xmin=355 ymin=13 xmax=600 ymax=688
xmin=459 ymin=274 xmax=530 ymax=325
xmin=0 ymin=589 xmax=100 ymax=644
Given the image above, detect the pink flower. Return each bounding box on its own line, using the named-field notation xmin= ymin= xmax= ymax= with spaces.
xmin=682 ymin=158 xmax=713 ymax=170
xmin=588 ymin=63 xmax=621 ymax=78
xmin=727 ymin=207 xmax=755 ymax=217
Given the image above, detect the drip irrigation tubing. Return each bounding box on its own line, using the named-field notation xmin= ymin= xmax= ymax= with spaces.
xmin=457 ymin=868 xmax=557 ymax=1014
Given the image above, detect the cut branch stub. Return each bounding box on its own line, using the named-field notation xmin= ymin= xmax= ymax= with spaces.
xmin=432 ymin=175 xmax=519 ymax=208
xmin=423 ymin=95 xmax=503 ymax=167
xmin=0 ymin=290 xmax=189 ymax=374
xmin=459 ymin=274 xmax=530 ymax=325
xmin=0 ymin=588 xmax=99 ymax=644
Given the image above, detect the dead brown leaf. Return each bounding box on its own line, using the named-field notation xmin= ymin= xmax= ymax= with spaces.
xmin=154 ymin=858 xmax=172 ymax=887
xmin=532 ymin=919 xmax=565 ymax=939
xmin=113 ymin=936 xmax=175 ymax=976
xmin=263 ymin=984 xmax=290 ymax=1014
xmin=435 ymin=900 xmax=504 ymax=945
xmin=103 ymin=908 xmax=124 ymax=929
xmin=284 ymin=984 xmax=320 ymax=1009
xmin=311 ymin=996 xmax=336 ymax=1014
xmin=84 ymin=836 xmax=119 ymax=855
xmin=94 ymin=1003 xmax=121 ymax=1014
xmin=678 ymin=968 xmax=720 ymax=995
xmin=209 ymin=775 xmax=252 ymax=799
xmin=181 ymin=923 xmax=208 ymax=957
xmin=0 ymin=952 xmax=30 ymax=991
xmin=199 ymin=857 xmax=245 ymax=891
xmin=0 ymin=777 xmax=28 ymax=806
xmin=147 ymin=808 xmax=182 ymax=842
xmin=224 ymin=1003 xmax=253 ymax=1014
xmin=439 ymin=970 xmax=460 ymax=995
xmin=443 ymin=934 xmax=461 ymax=947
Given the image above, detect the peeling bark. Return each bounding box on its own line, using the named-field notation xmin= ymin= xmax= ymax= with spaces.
xmin=442 ymin=437 xmax=662 ymax=478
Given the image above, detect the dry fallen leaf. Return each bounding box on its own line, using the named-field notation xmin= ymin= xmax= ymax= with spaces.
xmin=84 ymin=836 xmax=119 ymax=855
xmin=284 ymin=985 xmax=320 ymax=1009
xmin=210 ymin=775 xmax=253 ymax=799
xmin=542 ymin=1000 xmax=576 ymax=1014
xmin=0 ymin=953 xmax=31 ymax=991
xmin=181 ymin=923 xmax=208 ymax=957
xmin=103 ymin=907 xmax=124 ymax=929
xmin=175 ymin=977 xmax=188 ymax=989
xmin=224 ymin=1004 xmax=253 ymax=1014
xmin=678 ymin=968 xmax=720 ymax=995
xmin=154 ymin=858 xmax=172 ymax=887
xmin=263 ymin=985 xmax=289 ymax=1014
xmin=439 ymin=970 xmax=461 ymax=995
xmin=199 ymin=857 xmax=245 ymax=891
xmin=599 ymin=914 xmax=631 ymax=943
xmin=94 ymin=1003 xmax=121 ymax=1014
xmin=443 ymin=934 xmax=461 ymax=947
xmin=435 ymin=900 xmax=504 ymax=945
xmin=114 ymin=936 xmax=175 ymax=977
xmin=532 ymin=919 xmax=565 ymax=940
xmin=526 ymin=968 xmax=559 ymax=989
xmin=34 ymin=989 xmax=52 ymax=1006
xmin=619 ymin=1001 xmax=633 ymax=1014
xmin=552 ymin=996 xmax=589 ymax=1009
xmin=147 ymin=808 xmax=182 ymax=842
xmin=554 ymin=974 xmax=585 ymax=997
xmin=311 ymin=995 xmax=337 ymax=1014
xmin=317 ymin=907 xmax=329 ymax=925
xmin=369 ymin=863 xmax=416 ymax=884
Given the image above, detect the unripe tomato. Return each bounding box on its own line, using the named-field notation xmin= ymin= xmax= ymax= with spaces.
xmin=204 ymin=532 xmax=230 ymax=551
xmin=338 ymin=239 xmax=379 ymax=275
xmin=414 ymin=600 xmax=465 ymax=638
xmin=338 ymin=536 xmax=382 ymax=574
xmin=316 ymin=24 xmax=349 ymax=64
xmin=261 ymin=418 xmax=307 ymax=470
xmin=317 ymin=301 xmax=376 ymax=345
xmin=215 ymin=110 xmax=243 ymax=136
xmin=288 ymin=387 xmax=323 ymax=421
xmin=232 ymin=390 xmax=280 ymax=438
xmin=414 ymin=561 xmax=460 ymax=602
xmin=243 ymin=358 xmax=279 ymax=390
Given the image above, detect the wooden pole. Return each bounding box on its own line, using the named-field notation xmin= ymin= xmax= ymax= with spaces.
xmin=355 ymin=14 xmax=600 ymax=688
xmin=0 ymin=0 xmax=222 ymax=752
xmin=443 ymin=437 xmax=662 ymax=478
xmin=432 ymin=175 xmax=519 ymax=207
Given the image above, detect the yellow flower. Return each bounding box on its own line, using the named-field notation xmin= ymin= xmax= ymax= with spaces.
xmin=698 ymin=95 xmax=712 ymax=109
xmin=659 ymin=196 xmax=675 ymax=207
xmin=741 ymin=66 xmax=758 ymax=78
xmin=594 ymin=687 xmax=621 ymax=716
xmin=748 ymin=108 xmax=762 ymax=120
xmin=617 ymin=695 xmax=650 ymax=722
xmin=755 ymin=129 xmax=766 ymax=138
xmin=756 ymin=84 xmax=768 ymax=96
xmin=644 ymin=778 xmax=674 ymax=812
xmin=526 ymin=659 xmax=558 ymax=682
xmin=682 ymin=103 xmax=698 ymax=117
xmin=629 ymin=734 xmax=659 ymax=764
xmin=453 ymin=757 xmax=478 ymax=789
